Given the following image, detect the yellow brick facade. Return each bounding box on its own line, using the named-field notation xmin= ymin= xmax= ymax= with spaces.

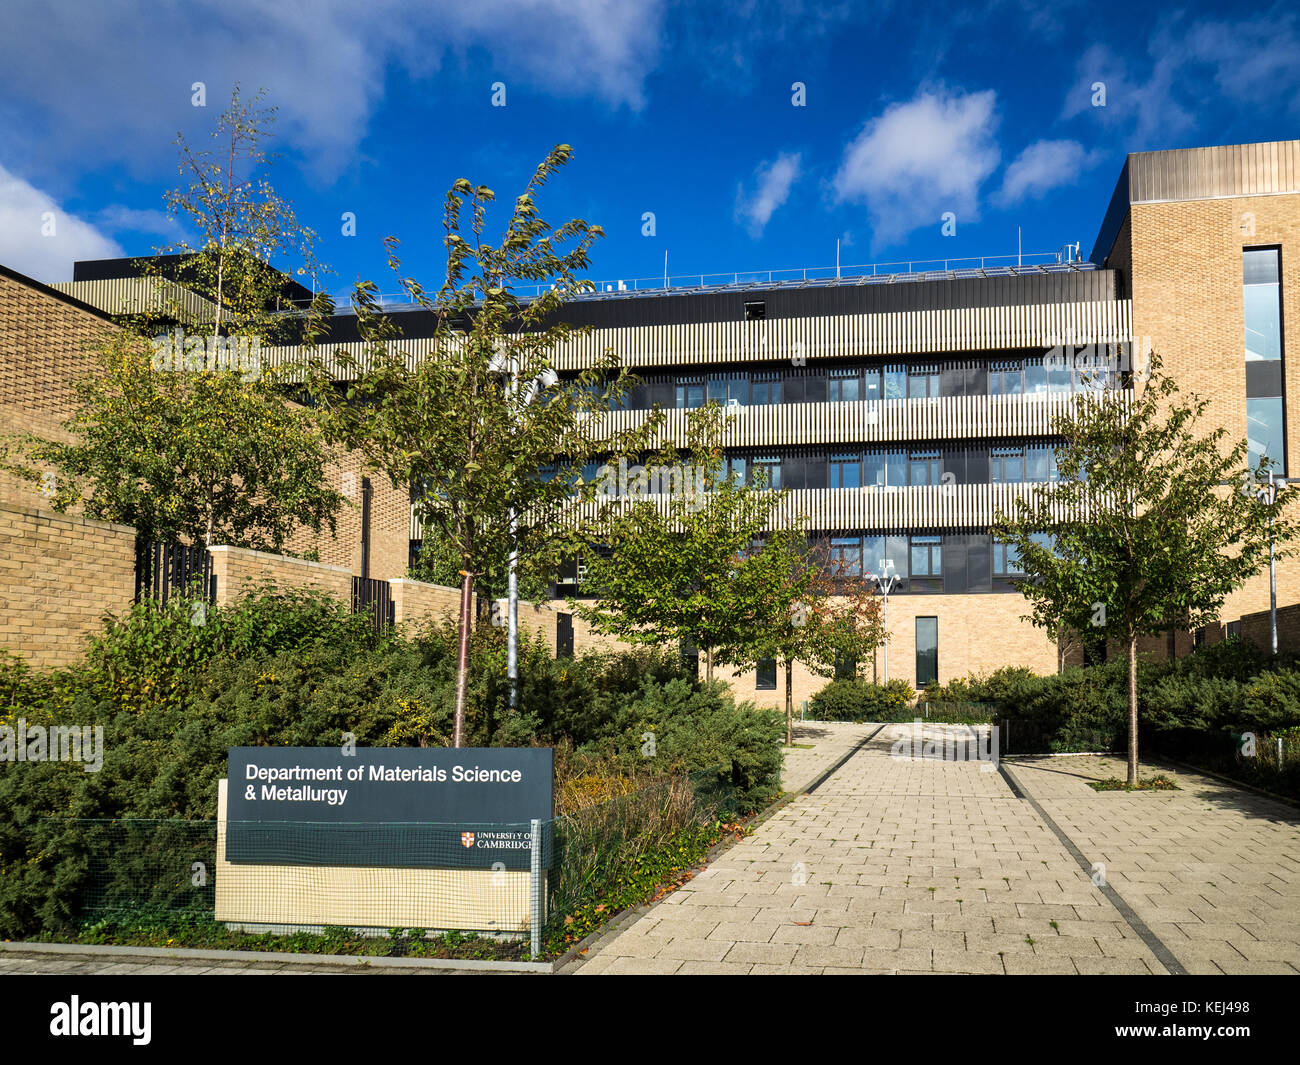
xmin=1109 ymin=185 xmax=1300 ymax=637
xmin=0 ymin=503 xmax=136 ymax=669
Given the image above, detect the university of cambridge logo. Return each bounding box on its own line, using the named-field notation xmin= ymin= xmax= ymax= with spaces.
xmin=461 ymin=832 xmax=475 ymax=848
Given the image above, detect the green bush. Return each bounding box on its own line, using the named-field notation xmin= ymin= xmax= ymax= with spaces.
xmin=0 ymin=590 xmax=785 ymax=939
xmin=809 ymin=678 xmax=915 ymax=722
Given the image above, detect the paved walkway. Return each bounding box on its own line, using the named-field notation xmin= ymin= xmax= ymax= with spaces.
xmin=1011 ymin=754 xmax=1300 ymax=976
xmin=574 ymin=726 xmax=1300 ymax=975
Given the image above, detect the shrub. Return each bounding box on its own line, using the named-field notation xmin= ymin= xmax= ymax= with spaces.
xmin=809 ymin=679 xmax=915 ymax=722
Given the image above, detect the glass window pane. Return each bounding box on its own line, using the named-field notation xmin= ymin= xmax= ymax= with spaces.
xmin=730 ymin=375 xmax=750 ymax=406
xmin=863 ymin=369 xmax=882 ymax=401
xmin=1048 ymin=358 xmax=1072 ymax=392
xmin=1025 ymin=358 xmax=1048 ymax=394
xmin=885 ymin=535 xmax=909 ymax=579
xmin=911 ymin=543 xmax=927 ymax=575
xmin=885 ymin=450 xmax=906 ymax=486
xmin=862 ymin=535 xmax=885 ymax=576
xmin=1026 ymin=446 xmax=1049 ymax=482
xmin=863 ymin=451 xmax=885 ymax=487
xmin=707 ymin=376 xmax=729 ymax=403
xmin=756 ymin=658 xmax=777 ymax=690
xmin=1247 ymin=396 xmax=1287 ymax=475
xmin=916 ymin=617 xmax=938 ymax=687
xmin=884 ymin=366 xmax=906 ymax=399
xmin=1244 ymin=261 xmax=1282 ymax=361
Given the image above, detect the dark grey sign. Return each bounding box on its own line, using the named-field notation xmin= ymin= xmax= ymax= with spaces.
xmin=226 ymin=747 xmax=553 ymax=870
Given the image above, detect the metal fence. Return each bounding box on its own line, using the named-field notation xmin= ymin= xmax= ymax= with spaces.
xmin=135 ymin=540 xmax=215 ymax=605
xmin=351 ymin=576 xmax=393 ymax=633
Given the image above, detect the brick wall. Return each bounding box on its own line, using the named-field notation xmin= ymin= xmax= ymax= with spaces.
xmin=282 ymin=457 xmax=411 ymax=581
xmin=0 ymin=269 xmax=118 ymax=512
xmin=389 ymin=578 xmax=461 ymax=630
xmin=1 ymin=265 xmax=409 ymax=578
xmin=1125 ymin=191 xmax=1300 ymax=628
xmin=207 ymin=546 xmax=353 ymax=607
xmin=0 ymin=503 xmax=136 ymax=669
xmin=1238 ymin=602 xmax=1300 ymax=655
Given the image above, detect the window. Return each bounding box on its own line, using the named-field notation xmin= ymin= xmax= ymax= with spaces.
xmin=991 ymin=446 xmax=1024 ymax=484
xmin=883 ymin=364 xmax=907 ymax=400
xmin=828 ymin=367 xmax=861 ymax=403
xmin=1244 ymin=249 xmax=1282 ymax=361
xmin=862 ymin=535 xmax=908 ymax=580
xmin=676 ymin=377 xmax=705 ymax=408
xmin=756 ymin=657 xmax=777 ymax=690
xmin=1226 ymin=620 xmax=1242 ymax=640
xmin=909 ymin=449 xmax=941 ymax=486
xmin=1243 ymin=248 xmax=1287 ymax=475
xmin=829 ymin=536 xmax=862 ymax=577
xmin=751 ymin=372 xmax=781 ymax=406
xmin=990 ymin=360 xmax=1023 ymax=396
xmin=863 ymin=367 xmax=882 ymax=401
xmin=830 ymin=451 xmax=861 ymax=489
xmin=744 ymin=301 xmax=766 ymax=321
xmin=916 ymin=617 xmax=938 ymax=688
xmin=1025 ymin=444 xmax=1059 ymax=482
xmin=909 ymin=364 xmax=940 ymax=398
xmin=1047 ymin=356 xmax=1073 ymax=393
xmin=910 ymin=535 xmax=942 ymax=578
xmin=1247 ymin=396 xmax=1287 ymax=475
xmin=834 ymin=653 xmax=857 ymax=681
xmin=992 ymin=540 xmax=1022 ymax=576
xmin=705 ymin=373 xmax=749 ymax=407
xmin=752 ymin=455 xmax=782 ymax=490
xmin=1024 ymin=357 xmax=1049 ymax=395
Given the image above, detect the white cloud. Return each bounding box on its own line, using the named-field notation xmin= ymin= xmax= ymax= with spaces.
xmin=0 ymin=163 xmax=122 ymax=282
xmin=0 ymin=0 xmax=666 ymax=181
xmin=1062 ymin=14 xmax=1300 ymax=149
xmin=94 ymin=206 xmax=186 ymax=243
xmin=994 ymin=139 xmax=1101 ymax=206
xmin=735 ymin=152 xmax=802 ymax=237
xmin=832 ymin=87 xmax=1001 ymax=250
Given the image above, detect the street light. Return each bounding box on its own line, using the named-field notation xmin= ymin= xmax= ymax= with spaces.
xmin=870 ymin=565 xmax=901 ymax=684
xmin=1254 ymin=471 xmax=1285 ymax=656
xmin=495 ymin=355 xmax=559 ymax=711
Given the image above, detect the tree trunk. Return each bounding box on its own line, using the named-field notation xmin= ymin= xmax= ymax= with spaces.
xmin=1127 ymin=633 xmax=1139 ymax=787
xmin=453 ymin=571 xmax=474 ymax=748
xmin=705 ymin=647 xmax=714 ymax=683
xmin=784 ymin=659 xmax=793 ymax=747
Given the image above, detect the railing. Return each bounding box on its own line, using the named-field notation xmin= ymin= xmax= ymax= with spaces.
xmin=351 ymin=575 xmax=394 ymax=633
xmin=286 ymin=251 xmax=1090 ymax=309
xmin=135 ymin=540 xmax=216 ymax=605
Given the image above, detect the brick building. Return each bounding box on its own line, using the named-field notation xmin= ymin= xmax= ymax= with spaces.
xmin=3 ymin=139 xmax=1296 ymax=706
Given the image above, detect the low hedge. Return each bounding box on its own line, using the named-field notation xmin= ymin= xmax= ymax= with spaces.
xmin=808 ymin=679 xmax=915 ymax=722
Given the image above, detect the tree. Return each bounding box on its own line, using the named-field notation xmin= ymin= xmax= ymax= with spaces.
xmin=303 ymin=145 xmax=659 ymax=747
xmin=577 ymin=404 xmax=791 ymax=682
xmin=12 ymin=331 xmax=343 ymax=549
xmin=993 ymin=354 xmax=1295 ymax=785
xmin=409 ymin=519 xmax=549 ymax=602
xmin=715 ymin=535 xmax=883 ymax=745
xmin=145 ymin=84 xmax=332 ymax=344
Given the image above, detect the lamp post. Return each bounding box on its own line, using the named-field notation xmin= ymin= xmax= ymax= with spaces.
xmin=1255 ymin=471 xmax=1282 ymax=656
xmin=872 ymin=568 xmax=900 ymax=684
xmin=498 ymin=360 xmax=558 ymax=711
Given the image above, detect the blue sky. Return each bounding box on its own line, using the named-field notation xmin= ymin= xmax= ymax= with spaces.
xmin=1 ymin=0 xmax=1297 ymax=296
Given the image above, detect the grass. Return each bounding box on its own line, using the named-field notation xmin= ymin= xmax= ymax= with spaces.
xmin=1088 ymin=774 xmax=1180 ymax=792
